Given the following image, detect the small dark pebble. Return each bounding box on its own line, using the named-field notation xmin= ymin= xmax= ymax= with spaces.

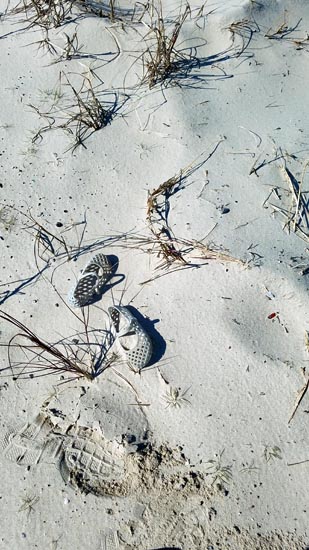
xmin=220 ymin=206 xmax=230 ymax=214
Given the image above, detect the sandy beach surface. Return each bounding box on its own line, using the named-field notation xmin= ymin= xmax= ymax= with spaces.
xmin=0 ymin=0 xmax=309 ymax=548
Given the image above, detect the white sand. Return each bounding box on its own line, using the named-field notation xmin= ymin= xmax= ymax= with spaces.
xmin=0 ymin=0 xmax=309 ymax=548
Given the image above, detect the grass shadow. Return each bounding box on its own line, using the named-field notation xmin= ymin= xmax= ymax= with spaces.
xmin=0 ymin=265 xmax=49 ymax=305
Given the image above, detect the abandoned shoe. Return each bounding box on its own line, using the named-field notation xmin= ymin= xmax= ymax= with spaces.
xmin=108 ymin=306 xmax=152 ymax=372
xmin=68 ymin=254 xmax=113 ymax=308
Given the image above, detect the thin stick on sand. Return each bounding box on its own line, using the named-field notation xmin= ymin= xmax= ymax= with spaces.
xmin=288 ymin=367 xmax=309 ymax=424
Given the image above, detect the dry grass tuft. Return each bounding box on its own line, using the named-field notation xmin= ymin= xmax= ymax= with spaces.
xmin=0 ymin=309 xmax=118 ymax=381
xmin=8 ymin=0 xmax=151 ymax=30
xmin=265 ymin=13 xmax=309 ymax=48
xmin=264 ymin=158 xmax=309 ymax=244
xmin=140 ymin=1 xmax=192 ymax=88
xmin=226 ymin=18 xmax=260 ymax=57
xmin=265 ymin=12 xmax=298 ymax=41
xmin=100 ymin=146 xmax=243 ymax=283
xmin=132 ymin=149 xmax=243 ymax=281
xmin=9 ymin=0 xmax=75 ymax=29
xmin=49 ymin=31 xmax=84 ymax=63
xmin=120 ymin=233 xmax=243 ymax=284
xmin=30 ymin=73 xmax=118 ymax=152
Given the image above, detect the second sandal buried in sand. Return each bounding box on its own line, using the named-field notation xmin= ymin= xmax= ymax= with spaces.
xmin=108 ymin=306 xmax=153 ymax=372
xmin=68 ymin=254 xmax=114 ymax=308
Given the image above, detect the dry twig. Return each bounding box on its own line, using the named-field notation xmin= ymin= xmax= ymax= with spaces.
xmin=288 ymin=367 xmax=309 ymax=424
xmin=264 ymin=158 xmax=309 ymax=243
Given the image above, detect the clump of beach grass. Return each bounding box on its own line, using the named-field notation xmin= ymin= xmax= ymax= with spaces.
xmin=30 ymin=73 xmax=118 ymax=152
xmin=139 ymin=0 xmax=192 ymax=88
xmin=0 ymin=309 xmax=117 ymax=381
xmin=8 ymin=0 xmax=151 ymax=31
xmin=9 ymin=0 xmax=75 ymax=30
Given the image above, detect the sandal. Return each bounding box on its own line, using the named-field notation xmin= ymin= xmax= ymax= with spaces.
xmin=108 ymin=306 xmax=152 ymax=372
xmin=68 ymin=254 xmax=113 ymax=308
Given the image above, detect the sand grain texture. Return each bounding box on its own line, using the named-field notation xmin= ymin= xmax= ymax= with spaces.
xmin=0 ymin=0 xmax=309 ymax=548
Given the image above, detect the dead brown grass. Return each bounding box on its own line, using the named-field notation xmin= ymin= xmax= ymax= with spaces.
xmin=140 ymin=1 xmax=192 ymax=88
xmin=119 ymin=151 xmax=244 ymax=283
xmin=30 ymin=73 xmax=117 ymax=152
xmin=0 ymin=308 xmax=119 ymax=381
xmin=265 ymin=158 xmax=309 ymax=244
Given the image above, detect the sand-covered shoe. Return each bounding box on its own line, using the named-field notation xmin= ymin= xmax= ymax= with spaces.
xmin=68 ymin=254 xmax=113 ymax=308
xmin=108 ymin=306 xmax=152 ymax=372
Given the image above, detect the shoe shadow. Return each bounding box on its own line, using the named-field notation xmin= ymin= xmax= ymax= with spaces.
xmin=124 ymin=305 xmax=166 ymax=367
